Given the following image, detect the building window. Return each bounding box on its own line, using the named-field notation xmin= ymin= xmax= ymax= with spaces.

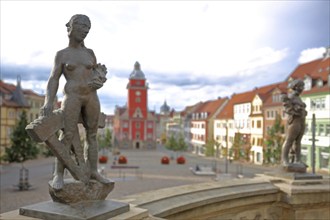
xmin=148 ymin=123 xmax=153 ymax=128
xmin=8 ymin=111 xmax=15 ymax=119
xmin=272 ymin=94 xmax=281 ymax=103
xmin=256 ymin=152 xmax=261 ymax=162
xmin=147 ymin=133 xmax=152 ymax=139
xmin=311 ymin=98 xmax=326 ymax=109
xmin=257 ymin=120 xmax=261 ymax=128
xmin=136 ymin=122 xmax=140 ymax=128
xmin=136 ymin=132 xmax=140 ymax=139
xmin=135 ymin=97 xmax=141 ymax=103
xmin=123 ymin=122 xmax=128 ymax=128
xmin=325 ymin=124 xmax=330 ymax=137
xmin=316 ymin=80 xmax=323 ymax=87
xmin=319 ymin=124 xmax=325 ymax=136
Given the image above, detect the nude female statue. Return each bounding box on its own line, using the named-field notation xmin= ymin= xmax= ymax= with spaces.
xmin=281 ymin=79 xmax=307 ymax=166
xmin=40 ymin=14 xmax=110 ymax=189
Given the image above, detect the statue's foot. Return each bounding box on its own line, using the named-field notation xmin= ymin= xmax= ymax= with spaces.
xmin=91 ymin=171 xmax=113 ymax=185
xmin=52 ymin=174 xmax=64 ymax=190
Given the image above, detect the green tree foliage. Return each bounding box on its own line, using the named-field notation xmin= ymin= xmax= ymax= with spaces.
xmin=5 ymin=111 xmax=39 ymax=163
xmin=205 ymin=139 xmax=215 ymax=157
xmin=98 ymin=128 xmax=112 ymax=154
xmin=264 ymin=114 xmax=285 ymax=164
xmin=176 ymin=133 xmax=188 ymax=152
xmin=232 ymin=132 xmax=243 ymax=160
xmin=165 ymin=134 xmax=178 ymax=151
xmin=160 ymin=133 xmax=167 ymax=144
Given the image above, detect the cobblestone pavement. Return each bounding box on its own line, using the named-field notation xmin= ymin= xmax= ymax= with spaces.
xmin=1 ymin=147 xmax=277 ymax=214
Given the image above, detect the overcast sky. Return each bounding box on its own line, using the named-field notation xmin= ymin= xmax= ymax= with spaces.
xmin=1 ymin=1 xmax=329 ymax=115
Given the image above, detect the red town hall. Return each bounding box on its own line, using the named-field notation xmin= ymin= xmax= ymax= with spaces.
xmin=113 ymin=62 xmax=157 ymax=150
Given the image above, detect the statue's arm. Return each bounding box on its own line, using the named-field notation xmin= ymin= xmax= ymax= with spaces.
xmin=41 ymin=52 xmax=63 ymax=117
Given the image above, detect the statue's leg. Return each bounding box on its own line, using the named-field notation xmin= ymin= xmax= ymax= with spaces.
xmin=83 ymin=95 xmax=111 ymax=184
xmin=281 ymin=139 xmax=292 ymax=166
xmin=294 ymin=129 xmax=304 ymax=163
xmin=52 ymin=96 xmax=81 ymax=188
xmin=282 ymin=125 xmax=296 ymax=166
xmin=52 ymin=157 xmax=65 ymax=189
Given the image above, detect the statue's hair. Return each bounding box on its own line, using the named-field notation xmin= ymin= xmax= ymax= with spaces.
xmin=288 ymin=79 xmax=304 ymax=90
xmin=66 ymin=14 xmax=91 ymax=30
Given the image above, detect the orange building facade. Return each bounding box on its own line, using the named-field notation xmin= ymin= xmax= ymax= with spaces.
xmin=113 ymin=62 xmax=156 ymax=150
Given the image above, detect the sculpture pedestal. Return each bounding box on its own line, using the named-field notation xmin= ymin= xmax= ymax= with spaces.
xmin=48 ymin=179 xmax=114 ymax=204
xmin=282 ymin=162 xmax=308 ymax=173
xmin=19 ymin=179 xmax=128 ymax=220
xmin=19 ymin=200 xmax=129 ymax=220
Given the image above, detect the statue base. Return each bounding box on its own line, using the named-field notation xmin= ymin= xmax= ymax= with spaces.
xmin=48 ymin=179 xmax=114 ymax=204
xmin=19 ymin=200 xmax=129 ymax=220
xmin=282 ymin=162 xmax=308 ymax=173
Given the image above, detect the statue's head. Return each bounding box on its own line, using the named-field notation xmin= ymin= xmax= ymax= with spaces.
xmin=288 ymin=79 xmax=304 ymax=94
xmin=66 ymin=14 xmax=91 ymax=42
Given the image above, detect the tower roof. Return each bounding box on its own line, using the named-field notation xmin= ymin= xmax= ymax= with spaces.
xmin=129 ymin=61 xmax=145 ymax=79
xmin=12 ymin=76 xmax=29 ymax=107
xmin=160 ymin=100 xmax=170 ymax=113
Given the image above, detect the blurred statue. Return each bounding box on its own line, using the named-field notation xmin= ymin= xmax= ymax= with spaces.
xmin=26 ymin=14 xmax=112 ymax=193
xmin=281 ymin=79 xmax=307 ymax=168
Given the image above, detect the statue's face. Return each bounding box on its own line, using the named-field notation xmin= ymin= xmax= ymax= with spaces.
xmin=69 ymin=21 xmax=91 ymax=42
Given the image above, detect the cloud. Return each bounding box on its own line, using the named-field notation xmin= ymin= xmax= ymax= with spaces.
xmin=298 ymin=47 xmax=326 ymax=64
xmin=1 ymin=63 xmax=51 ymax=81
xmin=1 ymin=1 xmax=328 ymax=115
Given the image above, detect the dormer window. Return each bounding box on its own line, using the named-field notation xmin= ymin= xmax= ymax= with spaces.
xmin=272 ymin=93 xmax=281 ymax=103
xmin=304 ymin=76 xmax=312 ymax=91
xmin=316 ymin=79 xmax=323 ymax=88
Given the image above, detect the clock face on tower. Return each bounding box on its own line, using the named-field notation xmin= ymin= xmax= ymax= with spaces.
xmin=135 ymin=91 xmax=141 ymax=96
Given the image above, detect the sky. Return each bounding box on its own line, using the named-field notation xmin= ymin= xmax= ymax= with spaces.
xmin=1 ymin=1 xmax=329 ymax=115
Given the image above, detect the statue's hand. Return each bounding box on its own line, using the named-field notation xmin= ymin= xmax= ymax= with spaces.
xmin=89 ymin=63 xmax=107 ymax=90
xmin=88 ymin=78 xmax=104 ymax=90
xmin=40 ymin=103 xmax=54 ymax=117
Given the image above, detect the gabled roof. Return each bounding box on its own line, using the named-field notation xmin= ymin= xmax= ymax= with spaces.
xmin=309 ymin=57 xmax=330 ymax=82
xmin=262 ymin=81 xmax=288 ymax=107
xmin=286 ymin=58 xmax=322 ymax=81
xmin=216 ymin=82 xmax=283 ymax=119
xmin=193 ymin=98 xmax=228 ymax=120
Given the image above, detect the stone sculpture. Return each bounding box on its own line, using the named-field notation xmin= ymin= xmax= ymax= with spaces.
xmin=26 ymin=14 xmax=113 ymax=202
xmin=281 ymin=79 xmax=307 ymax=172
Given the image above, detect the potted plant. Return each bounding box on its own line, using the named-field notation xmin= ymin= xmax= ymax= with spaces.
xmin=161 ymin=156 xmax=170 ymax=164
xmin=99 ymin=155 xmax=108 ymax=164
xmin=118 ymin=155 xmax=127 ymax=164
xmin=177 ymin=156 xmax=186 ymax=164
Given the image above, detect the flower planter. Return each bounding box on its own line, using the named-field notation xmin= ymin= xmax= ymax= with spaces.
xmin=118 ymin=155 xmax=127 ymax=164
xmin=98 ymin=156 xmax=108 ymax=164
xmin=161 ymin=156 xmax=170 ymax=165
xmin=177 ymin=156 xmax=186 ymax=164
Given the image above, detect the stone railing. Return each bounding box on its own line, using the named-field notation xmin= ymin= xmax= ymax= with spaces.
xmin=2 ymin=176 xmax=329 ymax=220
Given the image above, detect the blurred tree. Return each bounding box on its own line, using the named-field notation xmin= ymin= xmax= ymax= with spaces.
xmin=264 ymin=114 xmax=285 ymax=164
xmin=205 ymin=139 xmax=215 ymax=157
xmin=98 ymin=128 xmax=112 ymax=155
xmin=232 ymin=132 xmax=243 ymax=160
xmin=5 ymin=111 xmax=39 ymax=164
xmin=176 ymin=133 xmax=187 ymax=152
xmin=165 ymin=134 xmax=177 ymax=151
xmin=160 ymin=132 xmax=167 ymax=144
